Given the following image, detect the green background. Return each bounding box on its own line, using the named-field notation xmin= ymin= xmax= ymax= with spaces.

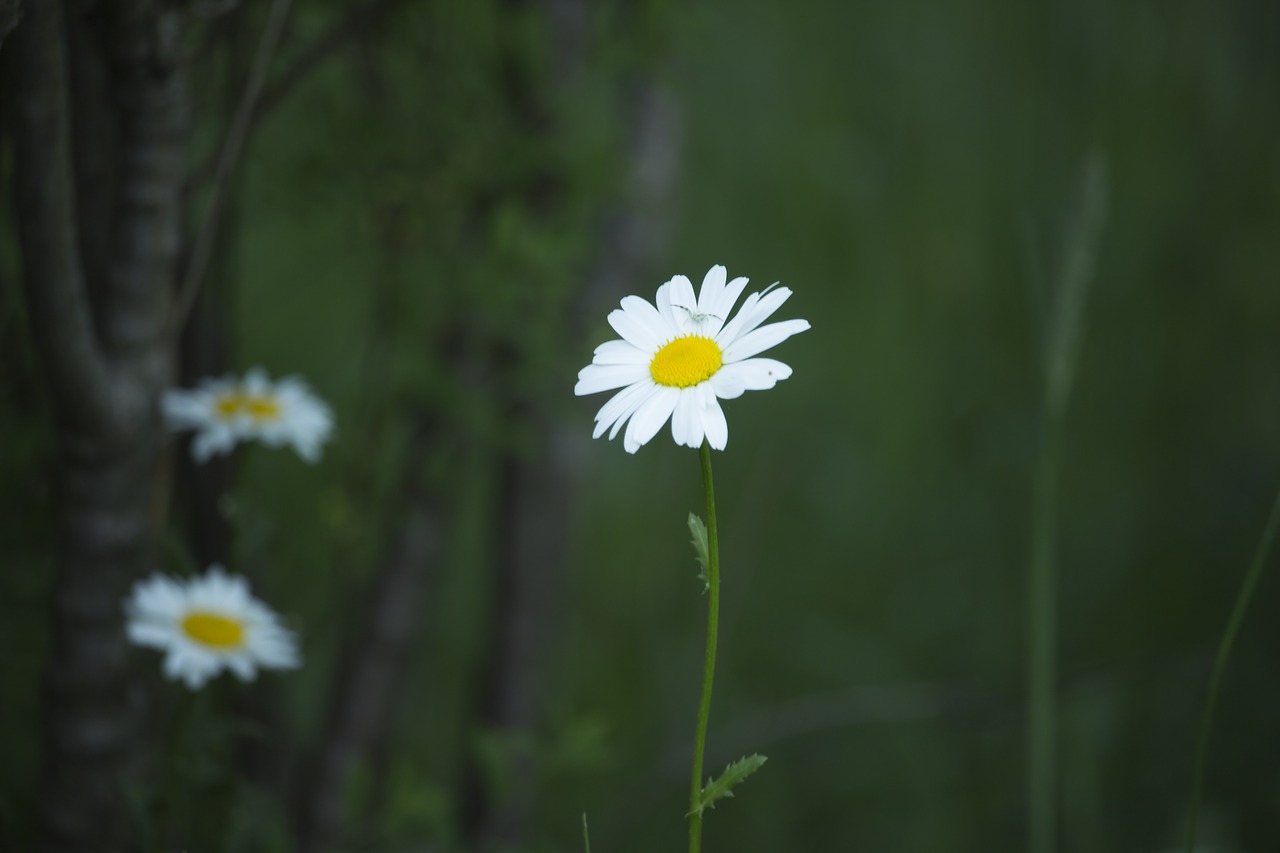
xmin=3 ymin=1 xmax=1280 ymax=850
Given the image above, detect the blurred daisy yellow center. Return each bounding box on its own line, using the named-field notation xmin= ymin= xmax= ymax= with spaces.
xmin=214 ymin=393 xmax=242 ymax=419
xmin=650 ymin=335 xmax=722 ymax=388
xmin=245 ymin=396 xmax=281 ymax=420
xmin=181 ymin=611 xmax=246 ymax=649
xmin=213 ymin=392 xmax=281 ymax=422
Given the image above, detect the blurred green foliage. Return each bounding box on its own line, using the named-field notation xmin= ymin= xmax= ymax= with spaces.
xmin=4 ymin=0 xmax=1280 ymax=851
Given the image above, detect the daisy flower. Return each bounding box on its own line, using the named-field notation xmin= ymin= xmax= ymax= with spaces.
xmin=574 ymin=264 xmax=810 ymax=453
xmin=124 ymin=565 xmax=301 ymax=690
xmin=162 ymin=367 xmax=333 ymax=463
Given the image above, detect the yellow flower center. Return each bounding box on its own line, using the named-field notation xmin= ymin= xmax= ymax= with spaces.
xmin=181 ymin=611 xmax=246 ymax=650
xmin=214 ymin=392 xmax=242 ymax=419
xmin=649 ymin=335 xmax=723 ymax=388
xmin=244 ymin=396 xmax=281 ymax=421
xmin=213 ymin=392 xmax=281 ymax=422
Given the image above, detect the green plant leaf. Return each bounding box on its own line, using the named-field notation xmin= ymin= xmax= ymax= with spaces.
xmin=688 ymin=512 xmax=710 ymax=592
xmin=688 ymin=754 xmax=768 ymax=817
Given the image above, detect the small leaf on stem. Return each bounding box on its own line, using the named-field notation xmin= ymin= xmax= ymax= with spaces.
xmin=687 ymin=513 xmax=711 ymax=592
xmin=687 ymin=754 xmax=768 ymax=817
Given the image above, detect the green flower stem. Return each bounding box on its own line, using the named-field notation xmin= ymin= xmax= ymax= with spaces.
xmin=689 ymin=441 xmax=721 ymax=853
xmin=1185 ymin=485 xmax=1280 ymax=853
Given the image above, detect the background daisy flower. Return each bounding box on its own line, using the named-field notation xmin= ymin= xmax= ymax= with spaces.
xmin=162 ymin=367 xmax=333 ymax=463
xmin=575 ymin=264 xmax=810 ymax=453
xmin=124 ymin=565 xmax=301 ymax=690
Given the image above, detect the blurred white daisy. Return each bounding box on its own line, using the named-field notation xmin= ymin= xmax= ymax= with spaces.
xmin=124 ymin=565 xmax=301 ymax=690
xmin=162 ymin=368 xmax=333 ymax=463
xmin=575 ymin=265 xmax=809 ymax=453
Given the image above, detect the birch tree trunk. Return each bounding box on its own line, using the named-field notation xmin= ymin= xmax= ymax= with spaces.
xmin=7 ymin=1 xmax=186 ymax=850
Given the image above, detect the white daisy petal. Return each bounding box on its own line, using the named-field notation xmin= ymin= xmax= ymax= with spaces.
xmin=127 ymin=621 xmax=176 ymax=649
xmin=655 ymin=281 xmax=678 ymax=326
xmin=623 ymin=385 xmax=680 ymax=453
xmin=575 ymin=363 xmax=651 ymax=396
xmin=161 ymin=391 xmax=212 ymax=430
xmin=700 ymin=397 xmax=729 ymax=450
xmin=608 ymin=383 xmax=657 ymax=440
xmin=254 ymin=631 xmax=302 ymax=669
xmin=619 ymin=296 xmax=676 ymax=347
xmin=671 ymin=390 xmax=702 ymax=448
xmin=708 ymin=369 xmax=747 ymax=400
xmin=722 ymin=319 xmax=812 ymax=363
xmin=183 ymin=664 xmax=211 ymax=691
xmin=123 ymin=566 xmax=302 ymax=691
xmin=702 ymin=276 xmax=749 ymax=339
xmin=191 ymin=425 xmax=236 ymax=463
xmin=242 ymin=368 xmax=270 ymax=394
xmin=716 ymin=358 xmax=794 ymax=391
xmin=592 ymin=340 xmax=649 ymax=366
xmin=205 ymin=563 xmax=233 ymax=586
xmin=164 ymin=648 xmax=194 ymax=681
xmin=591 ymin=381 xmax=654 ymax=439
xmin=576 ymin=265 xmax=807 ymax=453
xmin=132 ymin=574 xmax=187 ymax=617
xmin=696 ymin=265 xmax=727 ymax=317
xmin=226 ymin=654 xmax=256 ymax=681
xmin=606 ymin=307 xmax=662 ymax=352
xmin=274 ymin=376 xmax=308 ymax=397
xmin=666 ymin=275 xmax=698 ymax=327
xmin=715 ymin=285 xmax=791 ymax=346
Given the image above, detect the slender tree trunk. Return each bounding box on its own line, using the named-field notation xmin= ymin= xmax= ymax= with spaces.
xmin=457 ymin=2 xmax=566 ymax=839
xmin=297 ymin=484 xmax=443 ymax=853
xmin=176 ymin=13 xmax=243 ymax=571
xmin=297 ymin=188 xmax=451 ymax=852
xmin=464 ymin=422 xmax=574 ymax=850
xmin=8 ymin=1 xmax=186 ymax=850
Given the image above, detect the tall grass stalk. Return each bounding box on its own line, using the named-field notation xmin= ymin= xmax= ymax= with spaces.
xmin=1184 ymin=486 xmax=1280 ymax=852
xmin=1027 ymin=153 xmax=1106 ymax=853
xmin=1027 ymin=415 xmax=1062 ymax=853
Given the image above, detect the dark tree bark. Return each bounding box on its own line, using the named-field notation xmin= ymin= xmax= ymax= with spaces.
xmin=66 ymin=4 xmax=117 ymax=308
xmin=175 ymin=10 xmax=247 ymax=572
xmin=8 ymin=1 xmax=185 ymax=850
xmin=10 ymin=1 xmax=117 ymax=435
xmin=175 ymin=288 xmax=236 ymax=567
xmin=0 ymin=0 xmax=21 ymax=52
